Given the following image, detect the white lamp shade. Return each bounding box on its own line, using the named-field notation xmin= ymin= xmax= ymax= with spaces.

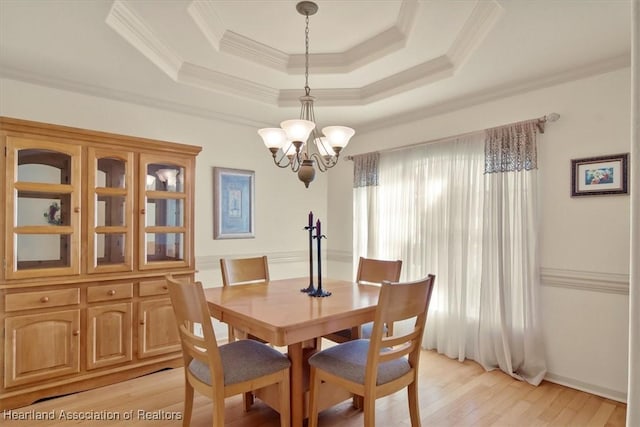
xmin=258 ymin=128 xmax=287 ymax=149
xmin=281 ymin=119 xmax=315 ymax=142
xmin=322 ymin=126 xmax=355 ymax=148
xmin=315 ymin=137 xmax=334 ymax=157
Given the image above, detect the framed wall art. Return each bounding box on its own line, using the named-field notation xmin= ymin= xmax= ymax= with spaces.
xmin=213 ymin=167 xmax=255 ymax=239
xmin=571 ymin=153 xmax=629 ymax=197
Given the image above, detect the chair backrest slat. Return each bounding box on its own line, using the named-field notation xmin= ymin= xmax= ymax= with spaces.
xmin=220 ymin=256 xmax=270 ymax=285
xmin=356 ymin=257 xmax=402 ymax=285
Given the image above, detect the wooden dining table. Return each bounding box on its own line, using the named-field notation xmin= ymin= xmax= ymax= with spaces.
xmin=204 ymin=277 xmax=381 ymax=427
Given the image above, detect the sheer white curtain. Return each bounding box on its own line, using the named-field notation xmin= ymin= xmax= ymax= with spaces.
xmin=353 ymin=125 xmax=546 ymax=385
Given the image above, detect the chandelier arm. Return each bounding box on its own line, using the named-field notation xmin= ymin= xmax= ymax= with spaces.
xmin=309 ymin=152 xmax=337 ymax=172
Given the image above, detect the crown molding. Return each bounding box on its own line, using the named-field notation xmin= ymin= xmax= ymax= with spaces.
xmin=357 ymin=53 xmax=631 ymax=133
xmin=222 ymin=31 xmax=289 ymax=72
xmin=188 ymin=0 xmax=419 ymax=75
xmin=106 ymin=0 xmax=182 ymax=80
xmin=187 ymin=0 xmax=224 ymax=51
xmin=361 ymin=56 xmax=455 ymax=103
xmin=448 ymin=0 xmax=505 ymax=68
xmin=178 ymin=62 xmax=279 ymax=105
xmin=0 ymin=66 xmax=271 ymax=129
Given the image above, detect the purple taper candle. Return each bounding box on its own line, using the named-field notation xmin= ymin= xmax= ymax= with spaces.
xmin=308 ymin=211 xmax=313 ymax=228
xmin=316 ymin=218 xmax=321 ymax=236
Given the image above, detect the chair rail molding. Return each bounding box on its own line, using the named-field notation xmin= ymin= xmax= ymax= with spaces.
xmin=541 ymin=267 xmax=630 ymax=295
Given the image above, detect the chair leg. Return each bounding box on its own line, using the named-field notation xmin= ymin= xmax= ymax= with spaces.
xmin=352 ymin=394 xmax=364 ymax=410
xmin=278 ymin=370 xmax=291 ymax=427
xmin=183 ymin=381 xmax=194 ymax=427
xmin=243 ymin=391 xmax=254 ymax=412
xmin=363 ymin=394 xmax=375 ymax=427
xmin=407 ymin=381 xmax=421 ymax=427
xmin=213 ymin=395 xmax=225 ymax=427
xmin=308 ymin=367 xmax=320 ymax=427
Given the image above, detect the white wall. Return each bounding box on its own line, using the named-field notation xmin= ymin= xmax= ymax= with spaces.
xmin=0 ymin=77 xmax=330 ymax=339
xmin=326 ymin=67 xmax=631 ymax=401
xmin=1 ymin=68 xmax=631 ymax=399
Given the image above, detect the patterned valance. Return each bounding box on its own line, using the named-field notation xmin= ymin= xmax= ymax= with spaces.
xmin=353 ymin=152 xmax=380 ymax=188
xmin=485 ymin=120 xmax=540 ymax=173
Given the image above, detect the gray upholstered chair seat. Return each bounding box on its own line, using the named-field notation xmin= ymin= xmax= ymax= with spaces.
xmin=309 ymin=339 xmax=410 ymax=385
xmin=189 ymin=339 xmax=291 ymax=386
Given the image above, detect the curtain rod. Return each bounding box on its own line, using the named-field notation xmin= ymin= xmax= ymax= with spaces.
xmin=347 ymin=112 xmax=560 ymax=160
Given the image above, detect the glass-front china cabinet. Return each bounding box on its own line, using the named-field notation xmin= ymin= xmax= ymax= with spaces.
xmin=0 ymin=117 xmax=201 ymax=409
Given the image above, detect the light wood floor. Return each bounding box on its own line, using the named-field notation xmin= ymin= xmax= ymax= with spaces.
xmin=4 ymin=349 xmax=626 ymax=426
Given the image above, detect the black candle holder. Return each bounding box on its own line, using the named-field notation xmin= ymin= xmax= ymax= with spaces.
xmin=309 ymin=219 xmax=331 ymax=297
xmin=300 ymin=219 xmax=316 ymax=293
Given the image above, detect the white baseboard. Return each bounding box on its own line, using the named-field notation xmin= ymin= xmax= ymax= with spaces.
xmin=544 ymin=372 xmax=627 ymax=403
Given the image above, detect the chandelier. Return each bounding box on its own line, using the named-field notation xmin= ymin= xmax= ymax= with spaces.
xmin=258 ymin=1 xmax=355 ymax=188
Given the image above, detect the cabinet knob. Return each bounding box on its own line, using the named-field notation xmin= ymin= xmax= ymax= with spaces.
xmin=139 ymin=320 xmax=145 ymax=325
xmin=141 ymin=208 xmax=146 ymax=214
xmin=107 ymin=289 xmax=116 ymax=296
xmin=40 ymin=296 xmax=49 ymax=303
xmin=72 ymin=330 xmax=80 ymax=336
xmin=162 ymin=285 xmax=168 ymax=290
xmin=74 ymin=207 xmax=80 ymax=213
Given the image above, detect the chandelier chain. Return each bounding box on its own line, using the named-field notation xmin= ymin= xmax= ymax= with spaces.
xmin=304 ymin=13 xmax=310 ymax=96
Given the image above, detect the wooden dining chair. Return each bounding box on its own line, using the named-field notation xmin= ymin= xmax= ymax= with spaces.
xmin=324 ymin=257 xmax=402 ymax=344
xmin=308 ymin=274 xmax=435 ymax=427
xmin=220 ymin=256 xmax=270 ymax=342
xmin=165 ymin=275 xmax=291 ymax=427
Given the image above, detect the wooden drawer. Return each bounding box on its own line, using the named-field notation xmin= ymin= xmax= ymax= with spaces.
xmin=87 ymin=283 xmax=133 ymax=303
xmin=139 ymin=277 xmax=189 ymax=297
xmin=139 ymin=279 xmax=170 ymax=297
xmin=5 ymin=288 xmax=80 ymax=312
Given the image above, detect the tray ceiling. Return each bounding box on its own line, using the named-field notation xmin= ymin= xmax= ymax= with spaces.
xmin=0 ymin=0 xmax=632 ymax=131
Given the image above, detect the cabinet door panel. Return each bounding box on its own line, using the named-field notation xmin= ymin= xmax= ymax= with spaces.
xmin=138 ymin=154 xmax=193 ymax=270
xmin=87 ymin=148 xmax=134 ymax=274
xmin=4 ymin=310 xmax=80 ymax=388
xmin=137 ymin=298 xmax=180 ymax=358
xmin=87 ymin=303 xmax=132 ymax=370
xmin=5 ymin=137 xmax=81 ymax=279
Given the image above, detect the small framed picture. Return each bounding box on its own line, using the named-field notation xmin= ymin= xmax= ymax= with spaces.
xmin=571 ymin=153 xmax=629 ymax=197
xmin=213 ymin=167 xmax=255 ymax=239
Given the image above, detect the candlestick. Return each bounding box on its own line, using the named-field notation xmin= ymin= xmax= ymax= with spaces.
xmin=309 ymin=219 xmax=331 ymax=297
xmin=301 ymin=212 xmax=316 ymax=293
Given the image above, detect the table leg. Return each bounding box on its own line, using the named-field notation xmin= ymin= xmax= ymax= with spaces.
xmin=288 ymin=342 xmax=304 ymax=427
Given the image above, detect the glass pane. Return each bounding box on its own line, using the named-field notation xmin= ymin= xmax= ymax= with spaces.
xmin=146 ymin=163 xmax=184 ymax=192
xmin=18 ymin=149 xmax=71 ymax=184
xmin=16 ymin=234 xmax=70 ymax=270
xmin=17 ymin=192 xmax=71 ymax=226
xmin=96 ymin=233 xmax=126 ymax=266
xmin=96 ymin=195 xmax=126 ymax=227
xmin=145 ymin=233 xmax=184 ymax=262
xmin=96 ymin=158 xmax=126 ymax=188
xmin=145 ymin=198 xmax=183 ymax=227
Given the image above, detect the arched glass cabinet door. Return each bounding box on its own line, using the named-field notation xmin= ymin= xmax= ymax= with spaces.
xmin=4 ymin=137 xmax=81 ymax=279
xmin=138 ymin=153 xmax=192 ymax=270
xmin=87 ymin=147 xmax=134 ymax=274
